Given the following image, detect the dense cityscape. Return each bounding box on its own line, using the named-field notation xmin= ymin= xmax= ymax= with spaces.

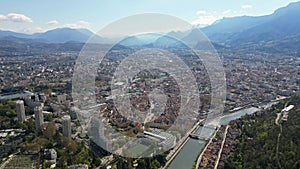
xmin=1 ymin=1 xmax=300 ymax=169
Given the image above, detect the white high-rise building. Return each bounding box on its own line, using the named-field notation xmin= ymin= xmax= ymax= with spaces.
xmin=34 ymin=105 xmax=44 ymax=133
xmin=62 ymin=115 xmax=71 ymax=138
xmin=16 ymin=100 xmax=26 ymax=122
xmin=57 ymin=94 xmax=66 ymax=104
xmin=35 ymin=94 xmax=39 ymax=102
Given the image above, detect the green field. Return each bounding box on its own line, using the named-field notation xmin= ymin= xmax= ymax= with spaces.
xmin=3 ymin=155 xmax=37 ymax=169
xmin=128 ymin=144 xmax=149 ymax=156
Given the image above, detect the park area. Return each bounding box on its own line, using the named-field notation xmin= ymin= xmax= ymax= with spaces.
xmin=1 ymin=155 xmax=37 ymax=169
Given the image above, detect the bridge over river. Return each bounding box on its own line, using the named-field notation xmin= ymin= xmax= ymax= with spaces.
xmin=189 ymin=125 xmax=217 ymax=141
xmin=167 ymin=106 xmax=262 ymax=169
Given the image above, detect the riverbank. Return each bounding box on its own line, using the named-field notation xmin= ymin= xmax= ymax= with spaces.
xmin=163 ymin=120 xmax=203 ymax=169
xmin=218 ymin=97 xmax=299 ymax=168
xmin=166 ymin=104 xmax=266 ymax=169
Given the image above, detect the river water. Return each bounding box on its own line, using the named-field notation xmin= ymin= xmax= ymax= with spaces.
xmin=167 ymin=106 xmax=261 ymax=169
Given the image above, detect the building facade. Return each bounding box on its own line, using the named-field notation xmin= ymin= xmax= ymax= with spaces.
xmin=34 ymin=105 xmax=44 ymax=133
xmin=16 ymin=100 xmax=26 ymax=122
xmin=62 ymin=115 xmax=71 ymax=138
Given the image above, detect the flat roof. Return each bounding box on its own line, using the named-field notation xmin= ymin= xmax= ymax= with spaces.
xmin=144 ymin=131 xmax=167 ymax=140
xmin=0 ymin=91 xmax=34 ymax=100
xmin=282 ymin=105 xmax=295 ymax=112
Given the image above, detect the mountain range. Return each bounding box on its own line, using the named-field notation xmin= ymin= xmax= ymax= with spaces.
xmin=0 ymin=1 xmax=300 ymax=53
xmin=201 ymin=1 xmax=300 ymax=49
xmin=0 ymin=28 xmax=109 ymax=44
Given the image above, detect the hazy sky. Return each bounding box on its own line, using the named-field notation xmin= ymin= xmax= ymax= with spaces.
xmin=0 ymin=0 xmax=299 ymax=34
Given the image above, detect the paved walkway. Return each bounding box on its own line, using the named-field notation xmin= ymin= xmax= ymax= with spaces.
xmin=275 ymin=113 xmax=281 ymax=125
xmin=214 ymin=125 xmax=229 ymax=169
xmin=195 ymin=127 xmax=218 ymax=169
xmin=0 ymin=154 xmax=15 ymax=169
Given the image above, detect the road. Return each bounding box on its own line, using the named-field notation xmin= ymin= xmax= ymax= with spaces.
xmin=275 ymin=111 xmax=283 ymax=169
xmin=214 ymin=125 xmax=229 ymax=169
xmin=195 ymin=127 xmax=218 ymax=169
xmin=275 ymin=113 xmax=281 ymax=125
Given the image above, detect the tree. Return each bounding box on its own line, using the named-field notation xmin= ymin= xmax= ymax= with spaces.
xmin=61 ymin=137 xmax=78 ymax=155
xmin=137 ymin=159 xmax=147 ymax=169
xmin=150 ymin=160 xmax=160 ymax=169
xmin=224 ymin=96 xmax=300 ymax=169
xmin=44 ymin=113 xmax=53 ymax=121
xmin=95 ymin=158 xmax=102 ymax=166
xmin=84 ymin=160 xmax=91 ymax=168
xmin=43 ymin=122 xmax=57 ymax=139
xmin=42 ymin=161 xmax=53 ymax=169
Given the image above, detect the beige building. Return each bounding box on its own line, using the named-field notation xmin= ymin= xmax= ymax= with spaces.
xmin=34 ymin=105 xmax=44 ymax=133
xmin=16 ymin=100 xmax=26 ymax=122
xmin=62 ymin=115 xmax=71 ymax=138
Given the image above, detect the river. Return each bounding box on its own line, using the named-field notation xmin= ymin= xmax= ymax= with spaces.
xmin=167 ymin=106 xmax=261 ymax=169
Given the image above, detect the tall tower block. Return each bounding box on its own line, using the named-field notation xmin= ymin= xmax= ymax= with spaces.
xmin=16 ymin=100 xmax=26 ymax=122
xmin=62 ymin=115 xmax=71 ymax=138
xmin=34 ymin=105 xmax=44 ymax=133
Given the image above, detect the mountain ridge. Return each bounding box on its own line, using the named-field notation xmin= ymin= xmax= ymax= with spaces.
xmin=0 ymin=1 xmax=300 ymax=53
xmin=0 ymin=28 xmax=104 ymax=43
xmin=201 ymin=1 xmax=300 ymax=46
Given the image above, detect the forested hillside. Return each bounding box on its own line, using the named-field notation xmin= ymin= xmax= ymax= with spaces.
xmin=224 ymin=96 xmax=300 ymax=169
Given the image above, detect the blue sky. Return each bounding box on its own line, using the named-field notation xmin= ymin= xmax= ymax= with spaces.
xmin=0 ymin=0 xmax=299 ymax=34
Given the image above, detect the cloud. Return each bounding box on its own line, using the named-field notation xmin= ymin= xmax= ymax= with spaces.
xmin=22 ymin=27 xmax=45 ymax=34
xmin=47 ymin=20 xmax=59 ymax=25
xmin=77 ymin=20 xmax=91 ymax=28
xmin=0 ymin=13 xmax=33 ymax=23
xmin=241 ymin=5 xmax=253 ymax=9
xmin=192 ymin=15 xmax=219 ymax=26
xmin=196 ymin=10 xmax=206 ymax=15
xmin=2 ymin=26 xmax=45 ymax=34
xmin=194 ymin=10 xmax=226 ymax=26
xmin=223 ymin=10 xmax=232 ymax=14
xmin=64 ymin=20 xmax=91 ymax=29
xmin=0 ymin=14 xmax=6 ymax=21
